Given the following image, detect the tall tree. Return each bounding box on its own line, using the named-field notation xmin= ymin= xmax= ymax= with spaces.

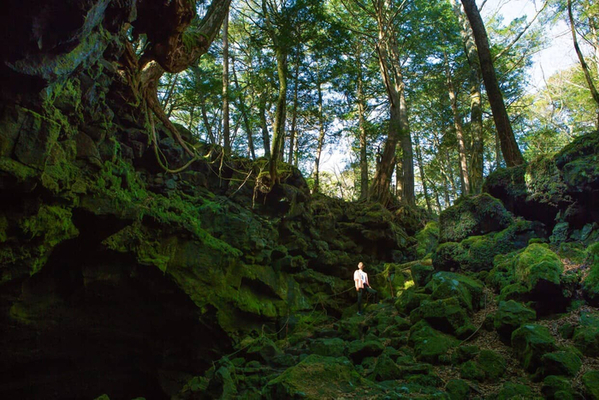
xmin=459 ymin=0 xmax=525 ymax=167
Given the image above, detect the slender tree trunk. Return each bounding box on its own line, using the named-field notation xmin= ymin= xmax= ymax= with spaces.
xmin=312 ymin=82 xmax=326 ymax=193
xmin=288 ymin=50 xmax=301 ymax=164
xmin=452 ymin=0 xmax=484 ymax=193
xmin=460 ymin=0 xmax=525 ymax=167
xmin=161 ymin=73 xmax=179 ymax=109
xmin=259 ymin=93 xmax=271 ymax=158
xmin=415 ymin=135 xmax=433 ymax=214
xmin=269 ymin=48 xmax=288 ymax=182
xmin=356 ymin=47 xmax=369 ymax=200
xmin=568 ymin=0 xmax=599 ymax=127
xmin=445 ymin=53 xmax=470 ymax=196
xmin=232 ymin=58 xmax=255 ymax=159
xmin=222 ymin=10 xmax=231 ymax=154
xmin=398 ymin=81 xmax=415 ymax=205
xmin=200 ymin=99 xmax=216 ymax=144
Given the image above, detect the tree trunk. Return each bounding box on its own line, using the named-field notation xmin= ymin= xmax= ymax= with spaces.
xmin=399 ymin=81 xmax=415 ymax=205
xmin=444 ymin=53 xmax=470 ymax=196
xmin=259 ymin=93 xmax=271 ymax=158
xmin=415 ymin=135 xmax=433 ymax=214
xmin=231 ymin=58 xmax=255 ymax=159
xmin=222 ymin=10 xmax=231 ymax=155
xmin=312 ymin=82 xmax=326 ymax=193
xmin=200 ymin=99 xmax=216 ymax=144
xmin=452 ymin=0 xmax=484 ymax=193
xmin=269 ymin=48 xmax=288 ymax=183
xmin=356 ymin=47 xmax=369 ymax=200
xmin=460 ymin=0 xmax=524 ymax=167
xmin=288 ymin=50 xmax=301 ymax=164
xmin=568 ymin=0 xmax=599 ymax=127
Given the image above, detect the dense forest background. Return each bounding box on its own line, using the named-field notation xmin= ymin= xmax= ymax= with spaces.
xmin=150 ymin=0 xmax=599 ymax=209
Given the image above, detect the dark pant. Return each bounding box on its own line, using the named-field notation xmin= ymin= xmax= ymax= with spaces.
xmin=357 ymin=286 xmax=378 ymax=313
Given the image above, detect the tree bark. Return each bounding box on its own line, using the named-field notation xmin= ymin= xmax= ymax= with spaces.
xmin=288 ymin=50 xmax=301 ymax=164
xmin=312 ymin=81 xmax=326 ymax=193
xmin=356 ymin=42 xmax=369 ymax=200
xmin=460 ymin=0 xmax=525 ymax=167
xmin=222 ymin=9 xmax=231 ymax=154
xmin=259 ymin=93 xmax=271 ymax=158
xmin=269 ymin=48 xmax=288 ymax=182
xmin=415 ymin=135 xmax=433 ymax=214
xmin=444 ymin=53 xmax=470 ymax=196
xmin=232 ymin=58 xmax=256 ymax=159
xmin=568 ymin=0 xmax=599 ymax=127
xmin=452 ymin=0 xmax=484 ymax=193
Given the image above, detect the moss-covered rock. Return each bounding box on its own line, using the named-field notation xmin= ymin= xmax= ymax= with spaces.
xmin=408 ymin=321 xmax=458 ymax=364
xmin=368 ymin=354 xmax=403 ymax=381
xmin=445 ymin=379 xmax=470 ymax=400
xmin=415 ymin=221 xmax=439 ymax=259
xmin=542 ymin=375 xmax=575 ymax=400
xmin=395 ymin=287 xmax=430 ymax=315
xmin=426 ymin=271 xmax=484 ymax=311
xmin=511 ymin=324 xmax=557 ymax=372
xmin=409 ymin=297 xmax=475 ymax=339
xmin=347 ymin=340 xmax=384 ymax=364
xmin=308 ymin=338 xmax=346 ymax=358
xmin=494 ymin=382 xmax=533 ymax=400
xmin=582 ymin=370 xmax=599 ymax=400
xmin=433 ymin=219 xmax=544 ymax=273
xmin=582 ymin=242 xmax=599 ymax=306
xmin=439 ymin=193 xmax=512 ymax=243
xmin=263 ymin=355 xmax=373 ymax=399
xmin=477 ymin=350 xmax=507 ymax=381
xmin=411 ymin=261 xmax=435 ymax=288
xmin=539 ymin=350 xmax=582 ymax=378
xmin=494 ymin=300 xmax=536 ymax=341
xmin=573 ymin=312 xmax=599 ymax=356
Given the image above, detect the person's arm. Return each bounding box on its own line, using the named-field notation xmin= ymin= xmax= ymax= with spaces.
xmin=354 ymin=271 xmax=360 ymax=291
xmin=365 ymin=272 xmax=370 ymax=287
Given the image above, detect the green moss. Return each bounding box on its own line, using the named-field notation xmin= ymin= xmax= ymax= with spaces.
xmin=582 ymin=370 xmax=599 ymax=399
xmin=415 ymin=221 xmax=439 ymax=259
xmin=514 ymin=243 xmax=563 ymax=288
xmin=408 ymin=321 xmax=459 ymax=363
xmin=439 ymin=193 xmax=512 ymax=243
xmin=511 ymin=324 xmax=557 ymax=372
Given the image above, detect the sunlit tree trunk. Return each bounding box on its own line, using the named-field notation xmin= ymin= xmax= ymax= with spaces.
xmin=232 ymin=58 xmax=255 ymax=159
xmin=444 ymin=53 xmax=470 ymax=196
xmin=356 ymin=41 xmax=369 ymax=200
xmin=460 ymin=0 xmax=524 ymax=167
xmin=269 ymin=48 xmax=288 ymax=183
xmin=259 ymin=93 xmax=271 ymax=158
xmin=415 ymin=135 xmax=433 ymax=214
xmin=568 ymin=0 xmax=599 ymax=127
xmin=288 ymin=50 xmax=301 ymax=164
xmin=222 ymin=10 xmax=231 ymax=154
xmin=451 ymin=0 xmax=484 ymax=193
xmin=312 ymin=82 xmax=326 ymax=193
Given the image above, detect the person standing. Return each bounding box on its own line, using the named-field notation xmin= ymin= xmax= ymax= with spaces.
xmin=354 ymin=262 xmax=377 ymax=315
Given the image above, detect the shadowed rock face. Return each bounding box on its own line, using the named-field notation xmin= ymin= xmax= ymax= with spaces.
xmin=0 ymin=210 xmax=232 ymax=399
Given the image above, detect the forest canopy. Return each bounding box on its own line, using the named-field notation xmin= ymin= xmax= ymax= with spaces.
xmin=140 ymin=0 xmax=598 ymax=212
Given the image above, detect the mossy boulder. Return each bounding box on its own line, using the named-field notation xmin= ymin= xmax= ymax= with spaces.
xmin=309 ymin=338 xmax=346 ymax=358
xmin=582 ymin=242 xmax=599 ymax=306
xmin=539 ymin=350 xmax=582 ymax=378
xmin=263 ymin=355 xmax=373 ymax=399
xmin=439 ymin=193 xmax=512 ymax=243
xmin=511 ymin=324 xmax=557 ymax=372
xmin=411 ymin=262 xmax=435 ymax=288
xmin=445 ymin=379 xmax=470 ymax=400
xmin=347 ymin=340 xmax=384 ymax=364
xmin=459 ymin=350 xmax=506 ymax=383
xmin=494 ymin=382 xmax=533 ymax=399
xmin=494 ymin=300 xmax=536 ymax=341
xmin=433 ymin=219 xmax=544 ymax=272
xmin=414 ymin=221 xmax=439 ymax=259
xmin=582 ymin=370 xmax=599 ymax=400
xmin=542 ymin=375 xmax=576 ymax=400
xmin=426 ymin=271 xmax=484 ymax=311
xmin=368 ymin=354 xmax=403 ymax=381
xmin=408 ymin=321 xmax=458 ymax=363
xmin=573 ymin=312 xmax=599 ymax=356
xmin=410 ymin=298 xmax=475 ymax=339
xmin=395 ymin=287 xmax=430 ymax=315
